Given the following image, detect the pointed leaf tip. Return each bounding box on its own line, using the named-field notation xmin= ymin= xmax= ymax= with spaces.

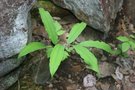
xmin=18 ymin=42 xmax=46 ymax=59
xmin=67 ymin=22 xmax=86 ymax=44
xmin=49 ymin=44 xmax=65 ymax=77
xmin=74 ymin=45 xmax=99 ymax=73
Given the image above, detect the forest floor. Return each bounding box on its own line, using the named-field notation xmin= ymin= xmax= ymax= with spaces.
xmin=9 ymin=8 xmax=135 ymax=90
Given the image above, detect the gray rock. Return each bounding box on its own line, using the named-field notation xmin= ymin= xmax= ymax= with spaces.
xmin=0 ymin=68 xmax=20 ymax=90
xmin=0 ymin=0 xmax=34 ymax=89
xmin=0 ymin=58 xmax=23 ymax=77
xmin=99 ymin=62 xmax=115 ymax=77
xmin=124 ymin=0 xmax=135 ymax=25
xmin=0 ymin=0 xmax=33 ymax=59
xmin=52 ymin=0 xmax=123 ymax=32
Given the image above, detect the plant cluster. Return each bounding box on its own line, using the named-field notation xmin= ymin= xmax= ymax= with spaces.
xmin=114 ymin=35 xmax=135 ymax=57
xmin=18 ymin=8 xmax=135 ymax=77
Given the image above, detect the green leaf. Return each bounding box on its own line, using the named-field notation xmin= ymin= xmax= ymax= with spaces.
xmin=39 ymin=8 xmax=58 ymax=44
xmin=129 ymin=35 xmax=135 ymax=39
xmin=128 ymin=41 xmax=135 ymax=50
xmin=46 ymin=46 xmax=53 ymax=58
xmin=18 ymin=42 xmax=46 ymax=58
xmin=111 ymin=49 xmax=121 ymax=55
xmin=67 ymin=22 xmax=86 ymax=44
xmin=79 ymin=40 xmax=112 ymax=53
xmin=57 ymin=30 xmax=65 ymax=35
xmin=62 ymin=51 xmax=69 ymax=61
xmin=54 ymin=21 xmax=65 ymax=35
xmin=49 ymin=44 xmax=65 ymax=77
xmin=117 ymin=36 xmax=129 ymax=42
xmin=121 ymin=42 xmax=130 ymax=52
xmin=65 ymin=47 xmax=74 ymax=52
xmin=74 ymin=45 xmax=99 ymax=73
xmin=54 ymin=21 xmax=62 ymax=32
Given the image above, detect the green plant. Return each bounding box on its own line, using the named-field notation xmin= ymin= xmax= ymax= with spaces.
xmin=114 ymin=36 xmax=135 ymax=57
xmin=18 ymin=8 xmax=113 ymax=77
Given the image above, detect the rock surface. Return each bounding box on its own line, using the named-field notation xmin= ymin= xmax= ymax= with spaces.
xmin=52 ymin=0 xmax=123 ymax=32
xmin=0 ymin=0 xmax=32 ymax=59
xmin=0 ymin=68 xmax=21 ymax=90
xmin=99 ymin=62 xmax=115 ymax=77
xmin=124 ymin=0 xmax=135 ymax=25
xmin=0 ymin=0 xmax=33 ymax=89
xmin=83 ymin=74 xmax=96 ymax=87
xmin=0 ymin=58 xmax=23 ymax=77
xmin=37 ymin=1 xmax=70 ymax=17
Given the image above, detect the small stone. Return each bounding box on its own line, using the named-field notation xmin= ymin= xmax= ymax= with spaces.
xmin=129 ymin=74 xmax=135 ymax=83
xmin=85 ymin=86 xmax=98 ymax=90
xmin=99 ymin=62 xmax=115 ymax=77
xmin=68 ymin=79 xmax=74 ymax=83
xmin=115 ymin=67 xmax=123 ymax=80
xmin=66 ymin=84 xmax=77 ymax=90
xmin=48 ymin=83 xmax=53 ymax=88
xmin=68 ymin=74 xmax=71 ymax=78
xmin=83 ymin=74 xmax=96 ymax=88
